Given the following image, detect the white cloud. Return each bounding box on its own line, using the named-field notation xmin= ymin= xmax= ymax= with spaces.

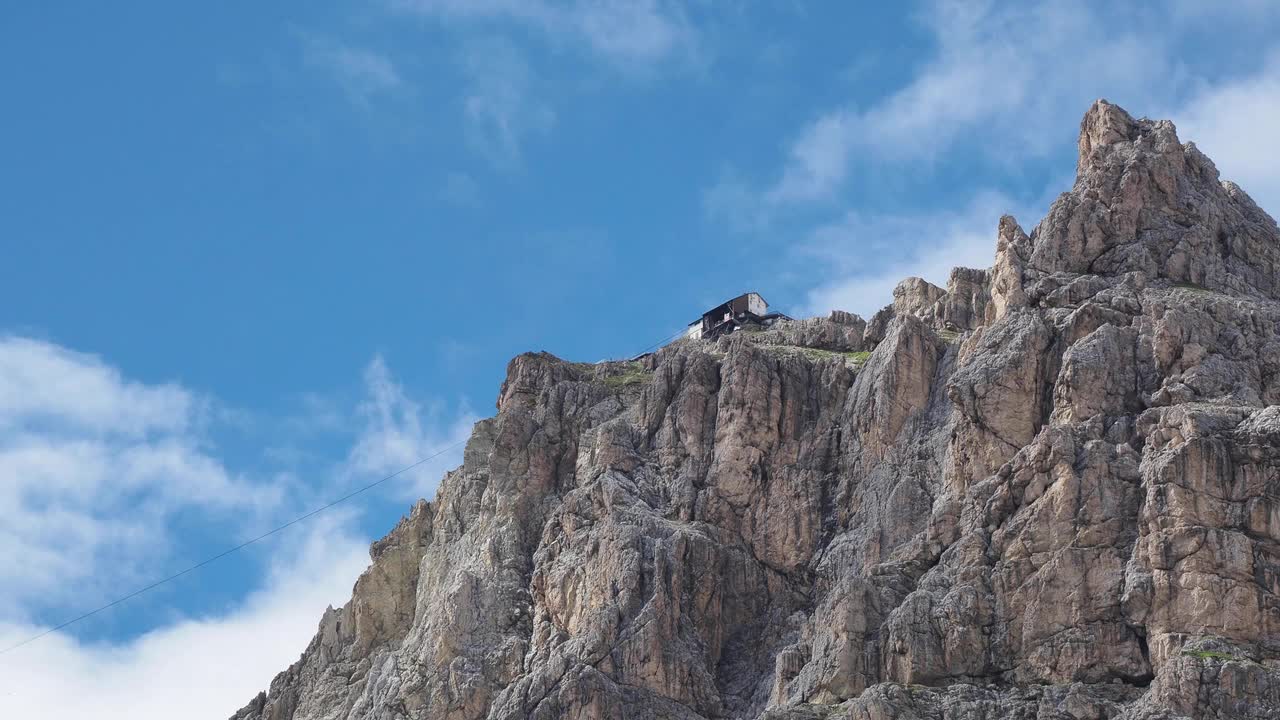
xmin=765 ymin=0 xmax=1170 ymax=205
xmin=301 ymin=34 xmax=403 ymax=107
xmin=1174 ymin=52 xmax=1280 ymax=217
xmin=0 ymin=518 xmax=370 ymax=720
xmin=0 ymin=338 xmax=475 ymax=718
xmin=564 ymin=0 xmax=697 ymax=66
xmin=792 ymin=18 xmax=1280 ymax=318
xmin=0 ymin=337 xmax=194 ymax=437
xmin=392 ymin=0 xmax=698 ymax=68
xmin=389 ymin=1 xmax=698 ymax=164
xmin=0 ymin=338 xmax=283 ymax=617
xmin=459 ymin=38 xmax=555 ymax=163
xmin=1170 ymin=0 xmax=1280 ymax=23
xmin=712 ymin=0 xmax=1279 ymax=324
xmin=345 ymin=355 xmax=476 ymax=500
xmin=802 ymin=191 xmax=1033 ymax=318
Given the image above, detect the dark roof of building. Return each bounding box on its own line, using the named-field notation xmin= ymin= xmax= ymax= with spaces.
xmin=686 ymin=292 xmax=772 ymax=328
xmin=703 ymin=291 xmax=768 ymax=313
xmin=731 ymin=291 xmax=767 ymax=306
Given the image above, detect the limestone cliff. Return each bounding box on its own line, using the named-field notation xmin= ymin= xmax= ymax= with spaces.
xmin=233 ymin=101 xmax=1280 ymax=720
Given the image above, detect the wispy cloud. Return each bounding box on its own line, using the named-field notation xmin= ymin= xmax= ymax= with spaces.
xmin=0 ymin=338 xmax=477 ymax=716
xmin=0 ymin=337 xmax=196 ymax=437
xmin=708 ymin=0 xmax=1280 ymax=322
xmin=458 ymin=38 xmax=555 ymax=163
xmin=0 ymin=337 xmax=283 ymax=617
xmin=345 ymin=355 xmax=476 ymax=500
xmin=380 ymin=1 xmax=699 ymax=165
xmin=801 ymin=191 xmax=1037 ymax=318
xmin=1173 ymin=51 xmax=1280 ymax=216
xmin=763 ymin=1 xmax=1170 ymax=207
xmin=1170 ymin=0 xmax=1280 ymax=23
xmin=0 ymin=517 xmax=370 ymax=720
xmin=755 ymin=0 xmax=1280 ymax=212
xmin=300 ymin=33 xmax=404 ymax=107
xmin=391 ymin=0 xmax=699 ymax=68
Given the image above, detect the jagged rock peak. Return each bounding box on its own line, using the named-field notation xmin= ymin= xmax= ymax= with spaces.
xmin=1077 ymin=98 xmax=1143 ymax=165
xmin=232 ymin=101 xmax=1280 ymax=720
xmin=1021 ymin=98 xmax=1280 ymax=301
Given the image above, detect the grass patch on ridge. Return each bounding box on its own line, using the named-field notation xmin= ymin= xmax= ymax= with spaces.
xmin=601 ymin=361 xmax=651 ymax=388
xmin=1172 ymin=282 xmax=1219 ymax=296
xmin=762 ymin=345 xmax=872 ymax=368
xmin=1182 ymin=649 xmax=1236 ymax=661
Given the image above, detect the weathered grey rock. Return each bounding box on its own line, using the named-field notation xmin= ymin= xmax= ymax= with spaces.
xmin=756 ymin=311 xmax=868 ymax=352
xmin=234 ymin=101 xmax=1280 ymax=719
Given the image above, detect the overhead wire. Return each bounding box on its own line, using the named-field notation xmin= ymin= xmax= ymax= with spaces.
xmin=0 ymin=438 xmax=467 ymax=656
xmin=0 ymin=323 xmax=694 ymax=658
xmin=624 ymin=322 xmax=692 ymax=360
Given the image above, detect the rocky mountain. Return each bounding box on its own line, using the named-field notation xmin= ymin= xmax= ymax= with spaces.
xmin=232 ymin=101 xmax=1280 ymax=719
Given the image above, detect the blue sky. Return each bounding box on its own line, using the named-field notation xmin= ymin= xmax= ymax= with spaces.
xmin=2 ymin=1 xmax=1279 ymax=716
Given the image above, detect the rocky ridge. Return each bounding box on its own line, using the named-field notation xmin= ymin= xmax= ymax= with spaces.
xmin=233 ymin=101 xmax=1280 ymax=719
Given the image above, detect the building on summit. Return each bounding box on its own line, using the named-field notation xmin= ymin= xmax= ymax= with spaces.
xmin=685 ymin=292 xmax=790 ymax=341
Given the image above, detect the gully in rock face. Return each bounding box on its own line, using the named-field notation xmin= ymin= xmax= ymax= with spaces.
xmin=235 ymin=101 xmax=1280 ymax=720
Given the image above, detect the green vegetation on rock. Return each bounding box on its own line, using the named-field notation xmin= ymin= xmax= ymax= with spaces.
xmin=1182 ymin=649 xmax=1236 ymax=661
xmin=601 ymin=361 xmax=651 ymax=388
xmin=761 ymin=344 xmax=873 ymax=368
xmin=1172 ymin=282 xmax=1219 ymax=296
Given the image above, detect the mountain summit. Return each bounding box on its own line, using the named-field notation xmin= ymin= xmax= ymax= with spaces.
xmin=234 ymin=102 xmax=1280 ymax=720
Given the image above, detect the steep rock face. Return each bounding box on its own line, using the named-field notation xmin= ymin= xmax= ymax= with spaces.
xmin=234 ymin=101 xmax=1280 ymax=720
